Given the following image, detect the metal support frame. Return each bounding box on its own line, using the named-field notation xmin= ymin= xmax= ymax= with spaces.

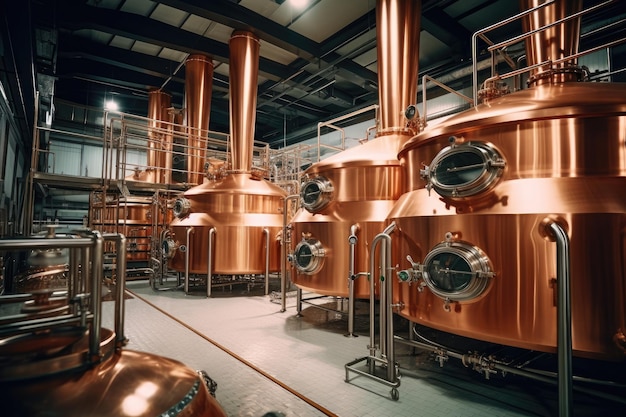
xmin=280 ymin=195 xmax=299 ymax=312
xmin=345 ymin=222 xmax=400 ymax=401
xmin=0 ymin=229 xmax=128 ymax=371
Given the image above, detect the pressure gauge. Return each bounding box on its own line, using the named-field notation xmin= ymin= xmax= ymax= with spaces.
xmin=422 ymin=141 xmax=505 ymax=198
xmin=292 ymin=237 xmax=326 ymax=274
xmin=422 ymin=233 xmax=494 ymax=303
xmin=300 ymin=176 xmax=334 ymax=213
xmin=173 ymin=198 xmax=191 ymax=218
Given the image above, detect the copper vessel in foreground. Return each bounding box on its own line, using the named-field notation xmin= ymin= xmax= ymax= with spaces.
xmin=290 ymin=0 xmax=421 ymax=298
xmin=0 ymin=231 xmax=227 ymax=416
xmin=389 ymin=0 xmax=626 ymax=359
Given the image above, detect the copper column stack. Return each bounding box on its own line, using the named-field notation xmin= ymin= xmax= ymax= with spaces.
xmin=185 ymin=54 xmax=214 ymax=185
xmin=165 ymin=32 xmax=286 ymax=281
xmin=289 ymin=0 xmax=421 ymax=298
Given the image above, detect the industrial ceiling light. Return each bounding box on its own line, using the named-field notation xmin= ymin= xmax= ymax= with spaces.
xmin=104 ymin=99 xmax=118 ymax=112
xmin=290 ymin=0 xmax=309 ymax=9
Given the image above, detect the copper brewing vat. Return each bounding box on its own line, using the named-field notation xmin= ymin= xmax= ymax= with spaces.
xmin=389 ymin=0 xmax=626 ymax=360
xmin=289 ymin=0 xmax=421 ymax=298
xmin=0 ymin=231 xmax=227 ymax=416
xmin=166 ymin=32 xmax=286 ymax=276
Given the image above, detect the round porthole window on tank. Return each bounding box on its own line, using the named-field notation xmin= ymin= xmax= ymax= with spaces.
xmin=162 ymin=238 xmax=178 ymax=259
xmin=422 ymin=232 xmax=495 ymax=303
xmin=300 ymin=176 xmax=334 ymax=213
xmin=421 ymin=140 xmax=505 ymax=198
xmin=172 ymin=197 xmax=191 ymax=218
xmin=292 ymin=237 xmax=326 ymax=275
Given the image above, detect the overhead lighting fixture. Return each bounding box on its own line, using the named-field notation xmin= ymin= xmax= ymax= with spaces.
xmin=104 ymin=99 xmax=119 ymax=112
xmin=290 ymin=0 xmax=309 ymax=9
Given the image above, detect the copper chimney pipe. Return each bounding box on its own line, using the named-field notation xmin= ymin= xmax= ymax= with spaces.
xmin=521 ymin=0 xmax=583 ymax=85
xmin=147 ymin=89 xmax=171 ymax=181
xmin=376 ymin=0 xmax=421 ymax=136
xmin=185 ymin=54 xmax=214 ymax=184
xmin=228 ymin=31 xmax=260 ymax=173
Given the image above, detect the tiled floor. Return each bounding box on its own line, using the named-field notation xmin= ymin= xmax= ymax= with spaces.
xmin=103 ymin=278 xmax=625 ymax=417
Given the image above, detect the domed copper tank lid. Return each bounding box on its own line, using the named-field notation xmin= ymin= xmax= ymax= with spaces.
xmin=305 ymin=0 xmax=421 ymax=173
xmin=399 ymin=82 xmax=626 ymax=157
xmin=183 ymin=172 xmax=287 ymax=199
xmin=3 ymin=347 xmax=228 ymax=417
xmin=306 ymin=134 xmax=406 ymax=173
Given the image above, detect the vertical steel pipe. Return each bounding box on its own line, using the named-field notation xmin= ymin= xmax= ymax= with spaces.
xmin=281 ymin=195 xmax=299 ymax=312
xmin=347 ymin=224 xmax=359 ymax=337
xmin=89 ymin=230 xmax=103 ymax=362
xmin=207 ymin=227 xmax=216 ymax=297
xmin=184 ymin=226 xmax=194 ymax=294
xmin=263 ymin=228 xmax=270 ymax=295
xmin=546 ymin=220 xmax=573 ymax=417
xmin=103 ymin=233 xmax=127 ymax=347
xmin=368 ymin=222 xmax=396 ymax=377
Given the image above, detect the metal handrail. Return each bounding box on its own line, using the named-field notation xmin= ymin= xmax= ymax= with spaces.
xmin=471 ymin=0 xmax=622 ymax=101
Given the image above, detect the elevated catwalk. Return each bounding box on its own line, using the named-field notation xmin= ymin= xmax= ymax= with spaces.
xmin=109 ymin=281 xmax=624 ymax=417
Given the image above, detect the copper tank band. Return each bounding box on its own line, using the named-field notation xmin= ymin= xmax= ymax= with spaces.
xmin=229 ymin=31 xmax=260 ymax=173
